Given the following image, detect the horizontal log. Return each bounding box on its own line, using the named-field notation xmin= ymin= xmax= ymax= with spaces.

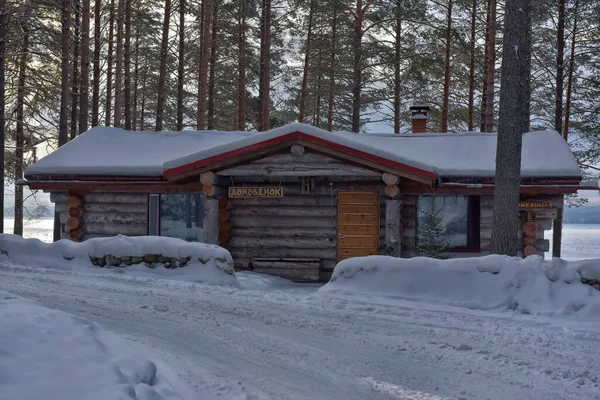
xmin=85 ymin=192 xmax=148 ymax=204
xmin=70 ymin=228 xmax=84 ymax=240
xmin=69 ymin=207 xmax=84 ymax=218
xmin=252 ymin=261 xmax=320 ymax=270
xmin=84 ymin=202 xmax=148 ymax=213
xmin=290 ymin=144 xmax=305 ymax=156
xmin=253 ymin=269 xmax=320 ymax=282
xmin=249 ymin=152 xmax=343 ymax=164
xmin=59 ymin=211 xmax=70 ymax=224
xmin=231 ymin=248 xmax=337 ymax=260
xmin=230 ymin=196 xmax=336 ymax=207
xmin=231 ymin=227 xmax=337 ymax=238
xmin=229 ymin=237 xmax=335 ymax=249
xmin=200 ymin=171 xmax=216 ymax=185
xmin=231 ymin=206 xmax=336 ymax=218
xmin=385 ymin=184 xmax=400 ymax=198
xmin=218 ymin=163 xmax=381 ymax=177
xmin=83 ymin=211 xmax=147 ymax=225
xmin=83 ymin=222 xmax=147 ymax=236
xmin=382 ymin=172 xmax=400 ymax=186
xmin=231 ymin=216 xmax=335 ymax=228
xmin=49 ymin=192 xmax=68 ymax=203
xmin=66 ymin=217 xmax=80 ymax=230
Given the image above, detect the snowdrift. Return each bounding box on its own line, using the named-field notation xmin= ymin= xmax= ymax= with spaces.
xmin=0 ymin=290 xmax=183 ymax=400
xmin=320 ymin=255 xmax=600 ymax=317
xmin=0 ymin=234 xmax=238 ymax=286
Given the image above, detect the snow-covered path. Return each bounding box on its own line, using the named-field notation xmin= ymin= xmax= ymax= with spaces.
xmin=1 ymin=263 xmax=598 ymax=400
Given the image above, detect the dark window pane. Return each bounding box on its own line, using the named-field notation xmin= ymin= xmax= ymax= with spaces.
xmin=159 ymin=194 xmax=204 ymax=242
xmin=148 ymin=194 xmax=160 ymax=236
xmin=417 ymin=195 xmax=469 ymax=248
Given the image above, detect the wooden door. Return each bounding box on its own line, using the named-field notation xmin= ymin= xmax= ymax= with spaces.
xmin=337 ymin=192 xmax=380 ymax=262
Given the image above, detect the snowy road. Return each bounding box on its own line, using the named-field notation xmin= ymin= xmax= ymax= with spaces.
xmin=1 ymin=262 xmax=599 ymax=400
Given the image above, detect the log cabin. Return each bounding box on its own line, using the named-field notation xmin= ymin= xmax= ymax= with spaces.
xmin=21 ymin=106 xmax=595 ymax=282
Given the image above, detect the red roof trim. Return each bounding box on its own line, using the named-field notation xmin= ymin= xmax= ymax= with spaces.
xmin=163 ymin=131 xmax=437 ymax=180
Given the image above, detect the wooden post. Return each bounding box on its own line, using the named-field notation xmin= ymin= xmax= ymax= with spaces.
xmin=203 ymin=198 xmax=219 ymax=244
xmin=385 ymin=199 xmax=402 ymax=257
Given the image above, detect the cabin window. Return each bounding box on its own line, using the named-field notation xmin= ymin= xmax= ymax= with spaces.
xmin=416 ymin=195 xmax=480 ymax=251
xmin=148 ymin=194 xmax=205 ymax=242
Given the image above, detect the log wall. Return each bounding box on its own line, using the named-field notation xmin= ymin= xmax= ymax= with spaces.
xmin=52 ymin=192 xmax=148 ymax=240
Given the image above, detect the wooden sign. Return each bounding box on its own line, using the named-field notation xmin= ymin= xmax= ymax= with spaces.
xmin=535 ymin=208 xmax=558 ymax=219
xmin=228 ymin=187 xmax=284 ymax=198
xmin=519 ymin=200 xmax=552 ymax=209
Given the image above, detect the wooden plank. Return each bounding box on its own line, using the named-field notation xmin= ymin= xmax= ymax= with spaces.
xmin=251 ymin=261 xmax=320 ymax=269
xmin=338 ymin=236 xmax=379 ymax=248
xmin=335 ymin=224 xmax=379 ymax=235
xmin=218 ymin=163 xmax=381 ymax=177
xmin=85 ymin=192 xmax=148 ymax=204
xmin=231 ymin=216 xmax=335 ymax=228
xmin=338 ymin=204 xmax=379 ymax=214
xmin=203 ymin=198 xmax=219 ymax=244
xmin=231 ymin=227 xmax=336 ymax=238
xmin=230 ymin=196 xmax=335 ymax=207
xmin=83 ymin=212 xmax=147 ymax=225
xmin=83 ymin=222 xmax=147 ymax=236
xmin=84 ymin=202 xmax=148 ymax=213
xmin=231 ymin=248 xmax=337 ymax=260
xmin=251 ymin=152 xmax=343 ymax=164
xmin=338 ymin=192 xmax=379 ymax=203
xmin=338 ymin=248 xmax=379 ymax=257
xmin=385 ymin=199 xmax=401 ymax=256
xmin=338 ymin=213 xmax=378 ymax=225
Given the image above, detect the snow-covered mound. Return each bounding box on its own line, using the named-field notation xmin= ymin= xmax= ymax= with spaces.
xmin=0 ymin=234 xmax=237 ymax=286
xmin=0 ymin=290 xmax=182 ymax=400
xmin=320 ymin=255 xmax=600 ymax=317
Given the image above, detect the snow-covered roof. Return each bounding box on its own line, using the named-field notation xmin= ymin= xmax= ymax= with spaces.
xmin=25 ymin=123 xmax=581 ymax=180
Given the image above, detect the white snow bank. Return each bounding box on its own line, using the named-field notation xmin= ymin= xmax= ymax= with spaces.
xmin=0 ymin=290 xmax=182 ymax=400
xmin=0 ymin=234 xmax=238 ymax=286
xmin=320 ymin=255 xmax=600 ymax=317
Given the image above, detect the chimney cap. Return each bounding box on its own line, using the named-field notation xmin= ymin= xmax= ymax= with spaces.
xmin=410 ymin=105 xmax=430 ymax=120
xmin=409 ymin=105 xmax=430 ymax=111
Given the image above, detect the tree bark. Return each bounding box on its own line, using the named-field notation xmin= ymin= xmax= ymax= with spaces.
xmin=441 ymin=0 xmax=452 ymax=132
xmin=298 ymin=0 xmax=314 ymax=124
xmin=124 ymin=0 xmax=132 ymax=129
xmin=140 ymin=68 xmax=147 ymax=130
xmin=257 ymin=0 xmax=264 ymax=129
xmin=105 ymin=0 xmax=115 ymax=126
xmin=483 ymin=0 xmax=496 ymax=132
xmin=563 ymin=0 xmax=579 ymax=141
xmin=393 ymin=2 xmax=401 ymax=134
xmin=327 ymin=6 xmax=337 ymax=132
xmin=467 ymin=0 xmax=476 ymax=131
xmin=155 ymin=0 xmax=171 ymax=131
xmin=207 ymin=0 xmax=218 ymax=130
xmin=351 ymin=0 xmax=364 ymax=133
xmin=70 ymin=0 xmax=81 ymax=140
xmin=79 ymin=0 xmax=90 ymax=134
xmin=114 ymin=0 xmax=124 ymax=127
xmin=237 ymin=0 xmax=246 ymax=130
xmin=0 ymin=0 xmax=6 ymax=233
xmin=14 ymin=20 xmax=30 ymax=236
xmin=56 ymin=0 xmax=72 ymax=241
xmin=490 ymin=0 xmax=532 ymax=256
xmin=196 ymin=0 xmax=211 ymax=130
xmin=132 ymin=22 xmax=139 ymax=130
xmin=260 ymin=0 xmax=271 ymax=131
xmin=552 ymin=0 xmax=567 ymax=259
xmin=313 ymin=32 xmax=323 ymax=127
xmin=176 ymin=0 xmax=185 ymax=131
xmin=91 ymin=0 xmax=101 ymax=126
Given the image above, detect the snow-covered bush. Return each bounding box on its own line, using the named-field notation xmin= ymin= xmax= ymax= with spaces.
xmin=320 ymin=255 xmax=600 ymax=317
xmin=0 ymin=234 xmax=237 ymax=286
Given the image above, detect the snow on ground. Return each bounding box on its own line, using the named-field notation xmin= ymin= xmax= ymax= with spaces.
xmin=1 ymin=259 xmax=600 ymax=400
xmin=0 ymin=290 xmax=183 ymax=400
xmin=0 ymin=234 xmax=237 ymax=286
xmin=320 ymin=255 xmax=600 ymax=318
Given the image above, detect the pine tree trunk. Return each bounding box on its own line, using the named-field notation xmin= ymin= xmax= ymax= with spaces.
xmin=91 ymin=0 xmax=101 ymax=126
xmin=56 ymin=0 xmax=71 ymax=241
xmin=140 ymin=69 xmax=147 ymax=130
xmin=114 ymin=0 xmax=124 ymax=127
xmin=563 ymin=0 xmax=579 ymax=141
xmin=207 ymin=0 xmax=218 ymax=130
xmin=552 ymin=0 xmax=567 ymax=259
xmin=0 ymin=0 xmax=6 ymax=233
xmin=327 ymin=7 xmax=337 ymax=132
xmin=105 ymin=0 xmax=115 ymax=126
xmin=14 ymin=22 xmax=30 ymax=236
xmin=260 ymin=0 xmax=271 ymax=131
xmin=155 ymin=0 xmax=171 ymax=131
xmin=257 ymin=0 xmax=265 ymax=129
xmin=480 ymin=0 xmax=490 ymax=131
xmin=176 ymin=0 xmax=185 ymax=131
xmin=132 ymin=24 xmax=139 ymax=130
xmin=124 ymin=0 xmax=132 ymax=129
xmin=314 ymin=34 xmax=323 ymax=127
xmin=298 ymin=0 xmax=314 ymax=124
xmin=70 ymin=0 xmax=81 ymax=140
xmin=196 ymin=0 xmax=211 ymax=130
xmin=490 ymin=0 xmax=532 ymax=256
xmin=393 ymin=3 xmax=401 ymax=134
xmin=79 ymin=0 xmax=90 ymax=134
xmin=467 ymin=0 xmax=476 ymax=131
xmin=351 ymin=0 xmax=363 ymax=133
xmin=484 ymin=0 xmax=496 ymax=132
xmin=441 ymin=0 xmax=452 ymax=132
xmin=237 ymin=0 xmax=246 ymax=130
